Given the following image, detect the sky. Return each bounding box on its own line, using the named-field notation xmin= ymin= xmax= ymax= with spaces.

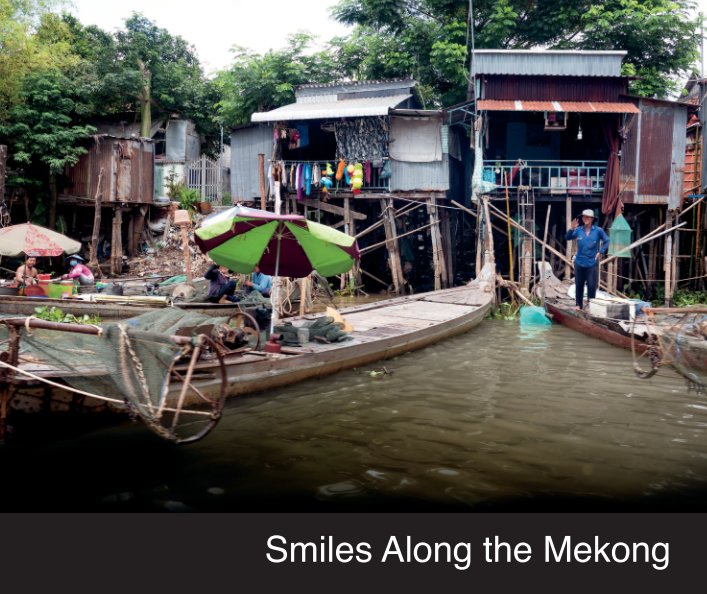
xmin=67 ymin=0 xmax=352 ymax=75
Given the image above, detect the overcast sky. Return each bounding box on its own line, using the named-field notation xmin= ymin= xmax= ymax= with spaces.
xmin=67 ymin=0 xmax=707 ymax=77
xmin=67 ymin=0 xmax=352 ymax=75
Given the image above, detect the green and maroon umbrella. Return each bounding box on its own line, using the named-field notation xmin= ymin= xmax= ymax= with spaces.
xmin=194 ymin=205 xmax=359 ymax=278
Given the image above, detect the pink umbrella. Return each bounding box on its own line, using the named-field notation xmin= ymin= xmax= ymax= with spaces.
xmin=0 ymin=223 xmax=82 ymax=257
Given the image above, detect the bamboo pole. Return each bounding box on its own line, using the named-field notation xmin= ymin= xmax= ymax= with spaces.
xmin=360 ymin=221 xmax=434 ymax=255
xmin=258 ymin=153 xmax=266 ymax=211
xmin=600 ymin=222 xmax=686 ymax=268
xmin=450 ymin=200 xmax=508 ymax=236
xmin=504 ymin=173 xmax=514 ymax=282
xmin=541 ymin=205 xmax=551 ymax=307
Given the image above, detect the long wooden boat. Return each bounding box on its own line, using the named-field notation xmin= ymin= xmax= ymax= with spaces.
xmin=546 ymin=299 xmax=649 ymax=353
xmin=2 ymin=265 xmax=496 ymax=435
xmin=0 ymin=294 xmax=243 ymax=320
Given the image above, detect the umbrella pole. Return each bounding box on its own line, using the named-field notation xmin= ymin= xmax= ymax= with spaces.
xmin=270 ymin=229 xmax=282 ymax=335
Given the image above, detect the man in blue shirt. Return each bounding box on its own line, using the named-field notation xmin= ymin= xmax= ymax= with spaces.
xmin=565 ymin=209 xmax=610 ymax=310
xmin=244 ymin=264 xmax=272 ymax=297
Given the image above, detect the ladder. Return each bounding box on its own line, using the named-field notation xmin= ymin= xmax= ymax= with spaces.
xmin=517 ymin=185 xmax=536 ymax=294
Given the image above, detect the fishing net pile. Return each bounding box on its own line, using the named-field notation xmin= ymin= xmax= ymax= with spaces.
xmin=633 ymin=311 xmax=707 ymax=392
xmin=660 ymin=314 xmax=707 ymax=390
xmin=274 ymin=316 xmax=353 ymax=347
xmin=0 ymin=309 xmax=229 ymax=443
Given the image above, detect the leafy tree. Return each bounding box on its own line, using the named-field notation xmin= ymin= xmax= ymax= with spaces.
xmin=2 ymin=69 xmax=96 ymax=227
xmin=214 ymin=34 xmax=340 ymax=127
xmin=115 ymin=14 xmax=212 ymax=139
xmin=331 ymin=0 xmax=702 ymax=103
xmin=0 ymin=0 xmax=74 ymax=120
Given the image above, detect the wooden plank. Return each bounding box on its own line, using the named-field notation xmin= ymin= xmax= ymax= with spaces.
xmin=300 ymin=198 xmax=367 ymax=220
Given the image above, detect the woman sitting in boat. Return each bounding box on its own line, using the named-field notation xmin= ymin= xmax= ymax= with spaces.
xmin=15 ymin=256 xmax=38 ymax=286
xmin=204 ymin=262 xmax=238 ymax=303
xmin=61 ymin=254 xmax=94 ymax=285
xmin=243 ymin=264 xmax=272 ymax=297
xmin=565 ymin=209 xmax=610 ymax=311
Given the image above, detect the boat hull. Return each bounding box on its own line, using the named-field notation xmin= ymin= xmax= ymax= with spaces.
xmin=546 ymin=301 xmax=648 ymax=353
xmin=5 ymin=285 xmax=494 ymax=417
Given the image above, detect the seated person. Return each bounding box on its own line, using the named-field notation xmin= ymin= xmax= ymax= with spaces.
xmin=61 ymin=254 xmax=94 ymax=285
xmin=244 ymin=264 xmax=272 ymax=297
xmin=15 ymin=257 xmax=39 ymax=286
xmin=204 ymin=263 xmax=238 ymax=303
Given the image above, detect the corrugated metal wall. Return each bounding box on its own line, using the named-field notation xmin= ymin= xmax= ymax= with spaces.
xmin=62 ymin=137 xmax=154 ymax=204
xmin=474 ymin=51 xmax=625 ymax=77
xmin=483 ymin=76 xmax=627 ymax=102
xmin=619 ymin=99 xmax=687 ymax=208
xmin=230 ymin=125 xmax=273 ymax=201
xmin=390 ymin=155 xmax=450 ymax=192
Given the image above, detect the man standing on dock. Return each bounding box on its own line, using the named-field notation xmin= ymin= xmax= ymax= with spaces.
xmin=566 ymin=209 xmax=610 ymax=310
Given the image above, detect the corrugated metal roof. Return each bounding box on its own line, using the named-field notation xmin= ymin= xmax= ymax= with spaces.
xmin=477 ymin=99 xmax=639 ymax=113
xmin=251 ymin=95 xmax=412 ymax=122
xmin=474 ymin=50 xmax=627 ymax=77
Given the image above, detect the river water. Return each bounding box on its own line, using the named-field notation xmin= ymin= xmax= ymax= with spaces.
xmin=2 ymin=320 xmax=707 ymax=511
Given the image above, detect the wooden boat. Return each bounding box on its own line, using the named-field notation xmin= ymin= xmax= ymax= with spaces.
xmin=546 ymin=299 xmax=649 ymax=353
xmin=1 ymin=264 xmax=496 ymax=439
xmin=0 ymin=294 xmax=244 ymax=320
xmin=538 ymin=266 xmax=649 ymax=353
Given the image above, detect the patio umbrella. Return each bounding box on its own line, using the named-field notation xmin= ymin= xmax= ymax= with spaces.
xmin=0 ymin=223 xmax=82 ymax=257
xmin=194 ymin=206 xmax=359 ymax=331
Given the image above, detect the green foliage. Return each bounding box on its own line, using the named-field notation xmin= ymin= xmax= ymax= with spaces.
xmin=673 ymin=290 xmax=707 ymax=308
xmin=1 ymin=69 xmax=96 ymax=175
xmin=177 ymin=186 xmax=200 ymax=214
xmin=330 ymin=0 xmax=702 ymax=104
xmin=489 ymin=301 xmax=520 ymax=320
xmin=214 ymin=34 xmax=340 ymax=127
xmin=33 ymin=305 xmax=102 ymax=325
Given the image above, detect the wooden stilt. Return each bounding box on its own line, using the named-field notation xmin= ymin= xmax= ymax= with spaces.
xmin=127 ymin=210 xmax=135 ymax=257
xmin=440 ymin=207 xmax=454 ymax=286
xmin=427 ymin=196 xmax=446 ymax=290
xmin=110 ymin=208 xmax=123 ymax=276
xmin=380 ymin=199 xmax=404 ymax=293
xmin=88 ymin=168 xmax=104 ymax=279
xmin=475 ymin=200 xmax=483 ymax=274
xmin=664 ymin=235 xmax=673 ymax=306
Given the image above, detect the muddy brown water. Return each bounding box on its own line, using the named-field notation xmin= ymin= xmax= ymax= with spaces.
xmin=1 ymin=320 xmax=706 ymax=511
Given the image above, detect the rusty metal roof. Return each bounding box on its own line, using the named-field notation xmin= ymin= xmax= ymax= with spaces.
xmin=477 ymin=99 xmax=639 ymax=113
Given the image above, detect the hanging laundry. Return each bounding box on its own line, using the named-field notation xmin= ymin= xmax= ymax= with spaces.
xmin=303 ymin=163 xmax=312 ymax=197
xmin=295 ymin=164 xmax=303 ymax=201
xmin=325 ymin=162 xmax=334 ymax=177
xmin=345 ymin=163 xmax=354 ymax=186
xmin=312 ymin=163 xmax=321 ymax=186
xmin=288 ymin=129 xmax=301 ymax=150
xmin=280 ymin=161 xmax=288 ymax=188
xmin=267 ymin=164 xmax=274 ymax=199
xmin=290 ymin=163 xmax=296 ymax=187
xmin=363 ymin=160 xmax=372 ymax=185
xmin=335 ymin=160 xmax=346 ymax=181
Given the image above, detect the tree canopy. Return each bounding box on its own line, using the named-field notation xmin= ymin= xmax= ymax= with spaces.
xmin=214 ymin=34 xmax=340 ymax=127
xmin=331 ymin=0 xmax=702 ymax=103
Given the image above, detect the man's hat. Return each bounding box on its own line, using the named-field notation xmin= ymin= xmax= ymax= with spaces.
xmin=581 ymin=209 xmax=596 ymax=219
xmin=66 ymin=254 xmax=84 ymax=262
